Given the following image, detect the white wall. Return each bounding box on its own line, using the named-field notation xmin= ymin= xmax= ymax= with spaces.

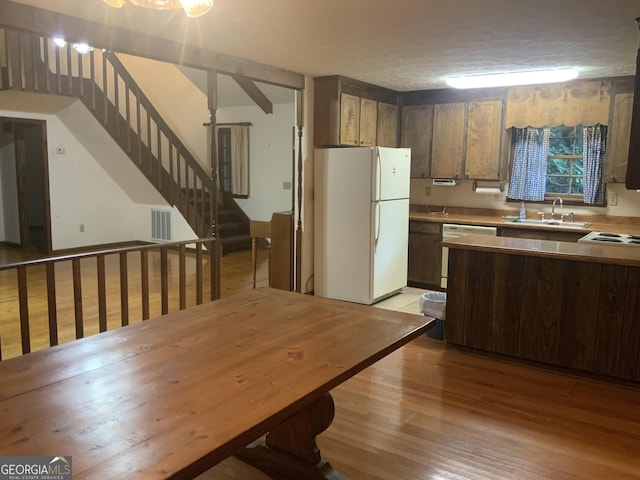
xmin=117 ymin=54 xmax=210 ymax=168
xmin=0 ymin=108 xmax=199 ymax=251
xmin=41 ymin=112 xmax=138 ymax=249
xmin=217 ymin=103 xmax=296 ymax=221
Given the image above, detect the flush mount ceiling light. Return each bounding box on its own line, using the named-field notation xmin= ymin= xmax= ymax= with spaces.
xmin=446 ymin=68 xmax=579 ymax=89
xmin=72 ymin=43 xmax=94 ymax=54
xmin=103 ymin=0 xmax=213 ymax=17
xmin=52 ymin=36 xmax=66 ymax=47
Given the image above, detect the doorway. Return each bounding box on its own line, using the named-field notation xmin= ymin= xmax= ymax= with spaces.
xmin=0 ymin=118 xmax=51 ymax=254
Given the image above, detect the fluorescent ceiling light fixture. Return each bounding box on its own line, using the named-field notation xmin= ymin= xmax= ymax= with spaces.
xmin=52 ymin=36 xmax=66 ymax=47
xmin=446 ymin=68 xmax=579 ymax=89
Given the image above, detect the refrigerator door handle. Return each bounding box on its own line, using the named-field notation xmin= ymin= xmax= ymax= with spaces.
xmin=374 ymin=201 xmax=381 ymax=248
xmin=376 ymin=148 xmax=382 ymax=201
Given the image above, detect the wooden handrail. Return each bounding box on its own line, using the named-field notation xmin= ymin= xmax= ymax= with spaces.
xmin=0 ymin=238 xmax=217 ymax=361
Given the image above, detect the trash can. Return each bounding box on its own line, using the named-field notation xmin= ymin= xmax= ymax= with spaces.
xmin=420 ymin=292 xmax=446 ymax=340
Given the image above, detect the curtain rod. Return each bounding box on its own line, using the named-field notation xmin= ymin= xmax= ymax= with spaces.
xmin=202 ymin=122 xmax=253 ymax=127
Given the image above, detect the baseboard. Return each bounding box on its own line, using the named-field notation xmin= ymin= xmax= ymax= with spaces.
xmin=0 ymin=241 xmax=21 ymax=248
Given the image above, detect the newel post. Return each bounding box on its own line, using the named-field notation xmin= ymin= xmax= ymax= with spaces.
xmin=207 ymin=70 xmax=221 ymax=300
xmin=295 ymin=90 xmax=304 ymax=293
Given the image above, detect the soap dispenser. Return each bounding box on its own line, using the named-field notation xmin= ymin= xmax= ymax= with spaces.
xmin=519 ymin=201 xmax=526 ymax=219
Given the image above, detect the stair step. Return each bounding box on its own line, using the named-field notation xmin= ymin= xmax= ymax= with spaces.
xmin=220 ymin=234 xmax=252 ymax=254
xmin=219 ymin=221 xmax=250 ymax=237
xmin=219 ymin=210 xmax=242 ymax=223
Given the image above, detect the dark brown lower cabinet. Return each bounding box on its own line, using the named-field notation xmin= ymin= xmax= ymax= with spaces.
xmin=446 ymin=248 xmax=640 ymax=383
xmin=407 ymin=221 xmax=442 ymax=288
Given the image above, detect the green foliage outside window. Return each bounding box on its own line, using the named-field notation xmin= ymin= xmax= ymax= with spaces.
xmin=545 ymin=125 xmax=584 ymax=196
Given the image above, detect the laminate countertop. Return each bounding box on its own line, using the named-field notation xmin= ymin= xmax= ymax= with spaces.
xmin=409 ymin=207 xmax=640 ymax=236
xmin=442 ymin=234 xmax=640 ymax=268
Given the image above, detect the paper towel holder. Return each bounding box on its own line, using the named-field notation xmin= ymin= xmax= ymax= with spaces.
xmin=472 ymin=180 xmax=504 ymax=193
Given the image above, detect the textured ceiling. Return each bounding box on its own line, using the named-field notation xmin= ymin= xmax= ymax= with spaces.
xmin=9 ymin=0 xmax=640 ymax=92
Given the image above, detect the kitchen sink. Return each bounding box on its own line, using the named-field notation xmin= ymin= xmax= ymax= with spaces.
xmin=506 ymin=218 xmax=592 ymax=228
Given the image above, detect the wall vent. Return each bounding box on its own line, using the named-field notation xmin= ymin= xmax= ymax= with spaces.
xmin=151 ymin=209 xmax=172 ymax=242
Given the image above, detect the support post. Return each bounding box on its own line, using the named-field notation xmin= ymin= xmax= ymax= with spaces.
xmin=207 ymin=70 xmax=221 ymax=300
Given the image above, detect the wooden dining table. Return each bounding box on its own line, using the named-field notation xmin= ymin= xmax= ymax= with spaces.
xmin=0 ymin=288 xmax=433 ymax=479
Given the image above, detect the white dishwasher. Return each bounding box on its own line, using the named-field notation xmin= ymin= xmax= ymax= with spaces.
xmin=441 ymin=224 xmax=497 ymax=288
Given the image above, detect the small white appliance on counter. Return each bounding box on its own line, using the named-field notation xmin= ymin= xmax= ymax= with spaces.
xmin=578 ymin=231 xmax=640 ymax=246
xmin=314 ymin=146 xmax=411 ymax=305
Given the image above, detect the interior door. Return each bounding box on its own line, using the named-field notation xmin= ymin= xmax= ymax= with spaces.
xmin=12 ymin=120 xmax=51 ymax=253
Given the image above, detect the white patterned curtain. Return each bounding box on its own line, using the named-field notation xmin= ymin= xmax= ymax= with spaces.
xmin=230 ymin=125 xmax=250 ymax=196
xmin=583 ymin=124 xmax=607 ymax=205
xmin=507 ymin=127 xmax=550 ymax=201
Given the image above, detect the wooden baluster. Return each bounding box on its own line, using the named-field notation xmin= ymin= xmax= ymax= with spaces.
xmin=136 ymin=89 xmax=142 ymax=165
xmin=196 ymin=243 xmax=203 ymax=305
xmin=176 ymin=153 xmax=182 ymax=209
xmin=169 ymin=145 xmax=175 ymax=205
xmin=72 ymin=258 xmax=84 ymax=339
xmin=5 ymin=30 xmax=16 ymax=89
xmin=141 ymin=250 xmax=149 ymax=320
xmin=17 ymin=31 xmax=25 ymax=90
xmin=179 ymin=245 xmax=186 ymax=310
xmin=119 ymin=252 xmax=129 ymax=327
xmin=17 ymin=266 xmax=30 ymax=354
xmin=89 ymin=49 xmax=95 ymax=110
xmin=97 ymin=255 xmax=107 ymax=333
xmin=161 ymin=247 xmax=168 ymax=315
xmin=114 ymin=65 xmax=120 ymax=139
xmin=54 ymin=40 xmax=61 ymax=94
xmin=77 ymin=48 xmax=83 ymax=97
xmin=46 ymin=262 xmax=58 ymax=347
xmin=65 ymin=42 xmax=72 ymax=94
xmin=186 ymin=166 xmax=192 ymax=225
xmin=102 ymin=52 xmax=108 ymax=125
xmin=125 ymin=81 xmax=131 ymax=153
xmin=30 ymin=34 xmax=39 ymax=92
xmin=146 ymin=111 xmax=152 ymax=179
xmin=43 ymin=34 xmax=51 ymax=94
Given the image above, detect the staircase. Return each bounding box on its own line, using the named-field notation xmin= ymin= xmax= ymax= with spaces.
xmin=182 ymin=188 xmax=252 ymax=254
xmin=0 ymin=27 xmax=251 ymax=251
xmin=218 ymin=194 xmax=252 ymax=254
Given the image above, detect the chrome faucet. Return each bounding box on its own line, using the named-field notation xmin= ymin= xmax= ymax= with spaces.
xmin=551 ymin=197 xmax=563 ymax=220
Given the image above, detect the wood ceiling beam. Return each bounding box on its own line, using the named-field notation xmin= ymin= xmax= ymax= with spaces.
xmin=231 ymin=75 xmax=273 ymax=114
xmin=0 ymin=0 xmax=305 ymax=91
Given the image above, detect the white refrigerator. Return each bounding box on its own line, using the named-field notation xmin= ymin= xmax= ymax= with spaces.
xmin=314 ymin=146 xmax=411 ymax=305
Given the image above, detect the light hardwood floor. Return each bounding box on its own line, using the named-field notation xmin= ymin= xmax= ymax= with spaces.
xmin=198 ymin=334 xmax=640 ymax=480
xmin=2 ymin=246 xmax=640 ymax=479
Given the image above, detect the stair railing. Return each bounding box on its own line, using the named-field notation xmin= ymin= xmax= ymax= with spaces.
xmin=0 ymin=27 xmax=212 ymax=237
xmin=0 ymin=237 xmax=217 ymax=361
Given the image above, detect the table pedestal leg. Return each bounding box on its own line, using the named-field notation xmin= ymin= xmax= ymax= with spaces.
xmin=236 ymin=393 xmax=348 ymax=480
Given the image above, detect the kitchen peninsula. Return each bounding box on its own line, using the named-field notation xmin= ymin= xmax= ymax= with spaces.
xmin=443 ymin=235 xmax=640 ymax=383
